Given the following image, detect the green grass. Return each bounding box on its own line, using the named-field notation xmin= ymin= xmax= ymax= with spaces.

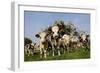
xmin=24 ymin=47 xmax=90 ymax=62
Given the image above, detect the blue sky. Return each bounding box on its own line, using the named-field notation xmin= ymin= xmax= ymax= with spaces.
xmin=24 ymin=11 xmax=90 ymax=43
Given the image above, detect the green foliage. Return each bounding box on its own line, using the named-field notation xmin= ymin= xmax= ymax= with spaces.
xmin=24 ymin=37 xmax=32 ymax=45
xmin=51 ymin=20 xmax=78 ymax=35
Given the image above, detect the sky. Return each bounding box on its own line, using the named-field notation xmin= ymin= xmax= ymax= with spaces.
xmin=24 ymin=11 xmax=90 ymax=43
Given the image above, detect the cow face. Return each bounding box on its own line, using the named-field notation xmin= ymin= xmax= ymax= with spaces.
xmin=51 ymin=26 xmax=59 ymax=38
xmin=35 ymin=32 xmax=47 ymax=43
xmin=80 ymin=34 xmax=86 ymax=42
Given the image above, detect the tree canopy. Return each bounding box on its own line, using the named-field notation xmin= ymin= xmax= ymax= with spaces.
xmin=24 ymin=37 xmax=32 ymax=45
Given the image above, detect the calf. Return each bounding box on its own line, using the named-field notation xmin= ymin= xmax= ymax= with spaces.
xmin=35 ymin=31 xmax=48 ymax=58
xmin=70 ymin=35 xmax=79 ymax=49
xmin=24 ymin=44 xmax=30 ymax=56
xmin=59 ymin=34 xmax=70 ymax=53
xmin=33 ymin=43 xmax=40 ymax=54
xmin=24 ymin=43 xmax=34 ymax=56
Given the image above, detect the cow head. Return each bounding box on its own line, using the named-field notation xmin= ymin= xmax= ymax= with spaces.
xmin=35 ymin=32 xmax=47 ymax=43
xmin=51 ymin=25 xmax=59 ymax=38
xmin=81 ymin=34 xmax=86 ymax=42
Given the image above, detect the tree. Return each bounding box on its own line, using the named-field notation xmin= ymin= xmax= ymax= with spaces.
xmin=24 ymin=37 xmax=32 ymax=45
xmin=46 ymin=20 xmax=79 ymax=36
xmin=65 ymin=22 xmax=77 ymax=35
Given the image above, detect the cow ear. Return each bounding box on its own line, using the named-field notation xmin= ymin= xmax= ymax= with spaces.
xmin=35 ymin=34 xmax=40 ymax=38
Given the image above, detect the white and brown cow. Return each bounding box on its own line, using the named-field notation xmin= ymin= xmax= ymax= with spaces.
xmin=70 ymin=35 xmax=80 ymax=49
xmin=35 ymin=31 xmax=48 ymax=58
xmin=51 ymin=25 xmax=61 ymax=56
xmin=79 ymin=34 xmax=90 ymax=50
xmin=24 ymin=43 xmax=34 ymax=56
xmin=58 ymin=34 xmax=70 ymax=53
xmin=24 ymin=44 xmax=30 ymax=56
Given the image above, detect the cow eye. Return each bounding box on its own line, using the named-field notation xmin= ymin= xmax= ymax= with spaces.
xmin=35 ymin=34 xmax=40 ymax=38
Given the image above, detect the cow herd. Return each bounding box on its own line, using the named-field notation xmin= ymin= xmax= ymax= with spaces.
xmin=24 ymin=21 xmax=90 ymax=59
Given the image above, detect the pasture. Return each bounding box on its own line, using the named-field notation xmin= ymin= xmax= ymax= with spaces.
xmin=24 ymin=47 xmax=90 ymax=61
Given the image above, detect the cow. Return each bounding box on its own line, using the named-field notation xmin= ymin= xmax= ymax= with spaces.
xmin=35 ymin=26 xmax=60 ymax=58
xmin=51 ymin=24 xmax=73 ymax=55
xmin=78 ymin=33 xmax=90 ymax=51
xmin=24 ymin=43 xmax=34 ymax=56
xmin=51 ymin=25 xmax=61 ymax=56
xmin=33 ymin=43 xmax=40 ymax=54
xmin=85 ymin=35 xmax=90 ymax=50
xmin=58 ymin=34 xmax=81 ymax=53
xmin=70 ymin=35 xmax=79 ymax=49
xmin=59 ymin=34 xmax=70 ymax=53
xmin=35 ymin=31 xmax=49 ymax=58
xmin=24 ymin=44 xmax=30 ymax=56
xmin=86 ymin=35 xmax=90 ymax=45
xmin=79 ymin=33 xmax=87 ymax=46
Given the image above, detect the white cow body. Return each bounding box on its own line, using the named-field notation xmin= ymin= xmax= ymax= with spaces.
xmin=70 ymin=36 xmax=79 ymax=43
xmin=70 ymin=35 xmax=81 ymax=49
xmin=36 ymin=32 xmax=47 ymax=58
xmin=62 ymin=34 xmax=70 ymax=45
xmin=24 ymin=43 xmax=34 ymax=56
xmin=60 ymin=34 xmax=70 ymax=52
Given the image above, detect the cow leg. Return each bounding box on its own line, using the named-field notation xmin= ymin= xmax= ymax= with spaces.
xmin=52 ymin=48 xmax=55 ymax=56
xmin=61 ymin=43 xmax=65 ymax=54
xmin=27 ymin=49 xmax=30 ymax=56
xmin=44 ymin=49 xmax=47 ymax=58
xmin=39 ymin=42 xmax=43 ymax=58
xmin=58 ymin=50 xmax=61 ymax=56
xmin=24 ymin=48 xmax=27 ymax=55
xmin=30 ymin=49 xmax=33 ymax=55
xmin=25 ymin=47 xmax=29 ymax=56
xmin=52 ymin=46 xmax=55 ymax=56
xmin=57 ymin=46 xmax=60 ymax=56
xmin=52 ymin=50 xmax=55 ymax=56
xmin=40 ymin=48 xmax=43 ymax=58
xmin=51 ymin=44 xmax=55 ymax=56
xmin=66 ymin=44 xmax=69 ymax=53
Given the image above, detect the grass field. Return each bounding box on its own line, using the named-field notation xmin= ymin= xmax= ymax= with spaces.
xmin=24 ymin=47 xmax=90 ymax=62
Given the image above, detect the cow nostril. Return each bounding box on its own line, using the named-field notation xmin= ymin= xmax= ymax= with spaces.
xmin=54 ymin=35 xmax=59 ymax=39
